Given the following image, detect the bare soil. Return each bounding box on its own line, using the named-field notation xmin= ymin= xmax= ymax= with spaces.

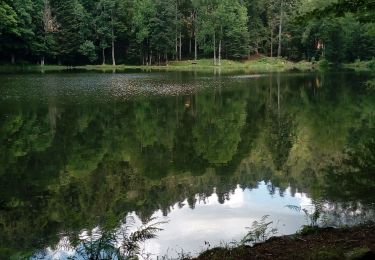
xmin=195 ymin=225 xmax=375 ymax=260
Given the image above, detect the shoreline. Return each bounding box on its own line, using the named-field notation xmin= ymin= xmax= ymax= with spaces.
xmin=0 ymin=58 xmax=317 ymax=73
xmin=194 ymin=225 xmax=375 ymax=260
xmin=0 ymin=58 xmax=373 ymax=74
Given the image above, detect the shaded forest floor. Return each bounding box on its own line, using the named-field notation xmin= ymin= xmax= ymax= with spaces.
xmin=194 ymin=225 xmax=375 ymax=260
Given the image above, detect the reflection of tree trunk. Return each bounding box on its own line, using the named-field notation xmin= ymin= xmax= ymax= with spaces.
xmin=176 ymin=96 xmax=179 ymax=123
xmin=277 ymin=73 xmax=281 ymax=122
xmin=195 ymin=93 xmax=198 ymax=117
xmin=269 ymin=74 xmax=272 ymax=105
xmin=48 ymin=103 xmax=58 ymax=133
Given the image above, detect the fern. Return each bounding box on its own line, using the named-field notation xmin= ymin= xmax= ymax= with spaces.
xmin=241 ymin=215 xmax=278 ymax=245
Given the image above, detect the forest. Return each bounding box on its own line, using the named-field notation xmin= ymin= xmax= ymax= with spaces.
xmin=0 ymin=0 xmax=374 ymax=66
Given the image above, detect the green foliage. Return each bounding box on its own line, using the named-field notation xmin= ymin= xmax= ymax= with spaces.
xmin=286 ymin=201 xmax=324 ymax=227
xmin=149 ymin=0 xmax=176 ymax=56
xmin=302 ymin=0 xmax=375 ymax=23
xmin=241 ymin=215 xmax=278 ymax=244
xmin=72 ymin=216 xmax=166 ymax=259
xmin=318 ymin=58 xmax=329 ymax=68
xmin=346 ymin=247 xmax=372 ymax=260
xmin=366 ymin=79 xmax=375 ymax=90
xmin=79 ymin=40 xmax=97 ymax=63
xmin=0 ymin=2 xmax=18 ymax=35
xmin=50 ymin=0 xmax=89 ymax=62
xmin=0 ymin=0 xmax=374 ymax=64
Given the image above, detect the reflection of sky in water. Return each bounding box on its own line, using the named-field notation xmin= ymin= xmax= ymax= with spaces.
xmin=141 ymin=182 xmax=311 ymax=258
xmin=39 ymin=182 xmax=311 ymax=259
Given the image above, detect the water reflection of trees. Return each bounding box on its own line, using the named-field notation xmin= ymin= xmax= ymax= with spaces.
xmin=0 ymin=73 xmax=374 ymax=256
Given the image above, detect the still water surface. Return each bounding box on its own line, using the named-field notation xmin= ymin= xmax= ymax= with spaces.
xmin=0 ymin=70 xmax=374 ymax=259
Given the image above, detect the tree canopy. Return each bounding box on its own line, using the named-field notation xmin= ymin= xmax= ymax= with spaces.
xmin=0 ymin=0 xmax=374 ymax=65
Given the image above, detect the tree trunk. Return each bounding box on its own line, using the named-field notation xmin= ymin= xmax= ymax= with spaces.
xmin=146 ymin=38 xmax=149 ymax=65
xmin=218 ymin=26 xmax=222 ymax=66
xmin=175 ymin=0 xmax=178 ymax=60
xmin=277 ymin=6 xmax=283 ymax=58
xmin=11 ymin=54 xmax=15 ymax=64
xmin=194 ymin=11 xmax=198 ymax=61
xmin=270 ymin=29 xmax=274 ymax=57
xmin=189 ymin=37 xmax=192 ymax=54
xmin=102 ymin=48 xmax=106 ymax=65
xmin=194 ymin=34 xmax=197 ymax=61
xmin=179 ymin=31 xmax=182 ymax=61
xmin=112 ymin=37 xmax=116 ymax=66
xmin=218 ymin=39 xmax=222 ymax=66
xmin=41 ymin=56 xmax=45 ymax=66
xmin=111 ymin=13 xmax=116 ymax=66
xmin=213 ymin=32 xmax=216 ymax=66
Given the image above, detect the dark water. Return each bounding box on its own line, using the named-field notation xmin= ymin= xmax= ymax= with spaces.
xmin=0 ymin=71 xmax=374 ymax=259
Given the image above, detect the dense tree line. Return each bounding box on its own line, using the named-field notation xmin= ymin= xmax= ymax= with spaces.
xmin=0 ymin=0 xmax=374 ymax=65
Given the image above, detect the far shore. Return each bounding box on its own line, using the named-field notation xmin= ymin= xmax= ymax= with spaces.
xmin=0 ymin=57 xmax=373 ymax=74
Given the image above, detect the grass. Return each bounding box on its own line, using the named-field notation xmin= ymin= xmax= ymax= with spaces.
xmin=366 ymin=79 xmax=375 ymax=90
xmin=2 ymin=57 xmax=373 ymax=74
xmin=343 ymin=59 xmax=375 ymax=71
xmin=0 ymin=56 xmax=317 ymax=73
xmin=0 ymin=64 xmax=70 ymax=72
xmin=143 ymin=57 xmax=315 ymax=72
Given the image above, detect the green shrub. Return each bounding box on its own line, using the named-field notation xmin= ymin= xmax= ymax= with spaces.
xmin=318 ymin=59 xmax=329 ymax=68
xmin=367 ymin=58 xmax=375 ymax=70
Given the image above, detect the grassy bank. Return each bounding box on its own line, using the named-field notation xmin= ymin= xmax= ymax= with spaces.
xmin=343 ymin=59 xmax=375 ymax=71
xmin=81 ymin=57 xmax=315 ymax=73
xmin=195 ymin=225 xmax=375 ymax=260
xmin=0 ymin=57 xmax=316 ymax=73
xmin=2 ymin=57 xmax=374 ymax=74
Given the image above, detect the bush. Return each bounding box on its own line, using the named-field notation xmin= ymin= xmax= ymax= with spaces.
xmin=367 ymin=58 xmax=375 ymax=70
xmin=318 ymin=59 xmax=329 ymax=68
xmin=79 ymin=40 xmax=98 ymax=63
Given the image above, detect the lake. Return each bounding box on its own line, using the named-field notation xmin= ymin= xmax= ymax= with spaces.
xmin=0 ymin=70 xmax=374 ymax=259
